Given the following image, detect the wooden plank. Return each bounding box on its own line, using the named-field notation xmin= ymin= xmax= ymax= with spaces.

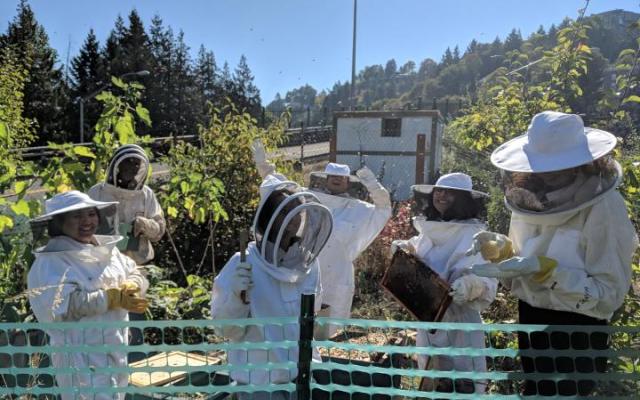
xmin=129 ymin=351 xmax=223 ymax=387
xmin=415 ymin=134 xmax=426 ymax=184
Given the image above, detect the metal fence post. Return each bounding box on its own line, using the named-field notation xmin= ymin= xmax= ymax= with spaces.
xmin=300 ymin=121 xmax=305 ymax=167
xmin=297 ymin=293 xmax=315 ymax=400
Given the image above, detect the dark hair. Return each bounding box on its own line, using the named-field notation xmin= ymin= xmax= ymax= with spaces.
xmin=422 ymin=189 xmax=483 ymax=221
xmin=47 ymin=215 xmax=65 ymax=237
xmin=255 ymin=188 xmax=301 ymax=243
xmin=46 ymin=208 xmax=102 ymax=238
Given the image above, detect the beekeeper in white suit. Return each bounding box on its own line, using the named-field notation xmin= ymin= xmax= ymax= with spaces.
xmin=89 ymin=144 xmax=165 ymax=265
xmin=391 ymin=173 xmax=497 ymax=394
xmin=27 ymin=191 xmax=149 ymax=400
xmin=253 ymin=141 xmax=391 ymax=337
xmin=468 ymin=111 xmax=639 ymax=397
xmin=210 ymin=172 xmax=332 ymax=400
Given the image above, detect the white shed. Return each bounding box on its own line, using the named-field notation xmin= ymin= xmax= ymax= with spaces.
xmin=330 ymin=110 xmax=444 ymax=200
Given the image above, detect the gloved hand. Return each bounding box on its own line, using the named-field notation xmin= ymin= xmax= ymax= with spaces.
xmin=355 ymin=166 xmax=377 ymax=182
xmin=120 ymin=280 xmax=140 ymax=292
xmin=466 ymin=231 xmax=514 ymax=263
xmin=450 ymin=275 xmax=486 ymax=304
xmin=231 ymin=262 xmax=253 ymax=299
xmin=390 ymin=240 xmax=416 ymax=257
xmin=251 ymin=140 xmax=275 ymax=178
xmin=471 ymin=256 xmax=557 ymax=284
xmin=106 ymin=285 xmax=149 ymax=313
xmin=133 ymin=216 xmax=155 ymax=238
xmin=356 ymin=166 xmax=390 ymax=207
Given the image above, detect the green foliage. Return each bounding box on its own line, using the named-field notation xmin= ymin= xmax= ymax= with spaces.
xmin=1 ymin=0 xmax=69 ymax=144
xmin=157 ymin=102 xmax=293 ymax=280
xmin=39 ymin=78 xmax=151 ymax=194
xmin=449 ymin=21 xmax=592 ymax=152
xmin=145 ymin=265 xmax=212 ymax=320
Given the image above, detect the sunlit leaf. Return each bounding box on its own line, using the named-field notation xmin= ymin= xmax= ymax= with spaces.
xmin=622 ymin=95 xmax=640 ymax=104
xmin=135 ymin=103 xmax=152 ymax=127
xmin=0 ymin=215 xmax=14 ymax=232
xmin=111 ymin=76 xmax=126 ymax=89
xmin=73 ymin=146 xmax=96 ymax=158
xmin=10 ymin=199 xmax=30 ymax=216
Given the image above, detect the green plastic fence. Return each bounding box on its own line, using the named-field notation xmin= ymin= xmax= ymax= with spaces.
xmin=0 ymin=316 xmax=638 ymax=399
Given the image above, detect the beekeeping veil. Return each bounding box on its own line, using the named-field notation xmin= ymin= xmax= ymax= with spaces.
xmin=252 ymin=175 xmax=333 ymax=274
xmin=106 ymin=144 xmax=149 ymax=190
xmin=491 ymin=111 xmax=620 ymax=214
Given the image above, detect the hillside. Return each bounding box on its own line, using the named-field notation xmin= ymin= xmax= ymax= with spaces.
xmin=267 ymin=9 xmax=640 ymax=125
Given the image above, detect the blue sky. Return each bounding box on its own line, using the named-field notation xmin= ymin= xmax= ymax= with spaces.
xmin=1 ymin=0 xmax=638 ymax=103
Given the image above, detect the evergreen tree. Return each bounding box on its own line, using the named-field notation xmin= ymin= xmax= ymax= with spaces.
xmin=120 ymin=10 xmax=154 ymax=76
xmin=504 ymin=29 xmax=523 ymax=52
xmin=0 ymin=0 xmax=69 ymax=144
xmin=453 ymin=46 xmax=461 ymax=63
xmin=147 ymin=15 xmax=174 ymax=134
xmin=102 ymin=15 xmax=127 ymax=79
xmin=171 ymin=30 xmax=197 ymax=135
xmin=195 ymin=45 xmax=218 ymax=102
xmin=70 ymin=29 xmax=104 ymax=138
xmin=384 ymin=59 xmax=397 ymax=78
xmin=465 ymin=39 xmax=479 ymax=55
xmin=441 ymin=47 xmax=454 ymax=67
xmin=193 ymin=44 xmax=219 ymax=124
xmin=232 ymin=55 xmax=262 ymax=117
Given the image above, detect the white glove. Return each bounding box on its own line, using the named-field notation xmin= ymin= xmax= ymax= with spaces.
xmin=471 ymin=256 xmax=557 ymax=284
xmin=450 ymin=275 xmax=486 ymax=304
xmin=251 ymin=139 xmax=275 ymax=178
xmin=466 ymin=231 xmax=513 ymax=262
xmin=355 ymin=166 xmax=377 ymax=182
xmin=390 ymin=240 xmax=415 ymax=257
xmin=356 ymin=166 xmax=390 ymax=208
xmin=231 ymin=262 xmax=253 ymax=298
xmin=133 ymin=216 xmax=157 ymax=238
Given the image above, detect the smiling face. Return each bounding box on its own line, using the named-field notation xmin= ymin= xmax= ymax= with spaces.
xmin=432 ymin=188 xmax=457 ymax=216
xmin=326 ymin=175 xmax=349 ymax=195
xmin=60 ymin=208 xmax=99 ymax=244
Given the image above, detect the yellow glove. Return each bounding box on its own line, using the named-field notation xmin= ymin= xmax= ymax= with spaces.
xmin=480 ymin=239 xmax=515 ymax=263
xmin=106 ymin=286 xmax=149 ymax=313
xmin=532 ymin=256 xmax=558 ymax=284
xmin=120 ymin=280 xmax=139 ymax=291
xmin=467 ymin=231 xmax=515 ymax=263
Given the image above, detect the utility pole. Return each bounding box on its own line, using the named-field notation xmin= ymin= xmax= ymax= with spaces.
xmin=350 ymin=0 xmax=357 ymax=110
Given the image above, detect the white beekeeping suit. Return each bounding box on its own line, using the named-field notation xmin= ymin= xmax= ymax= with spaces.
xmin=27 ymin=191 xmax=149 ymax=400
xmin=311 ymin=164 xmax=391 ymax=334
xmin=210 ymin=173 xmax=332 ymax=392
xmin=392 ymin=174 xmax=497 ymax=394
xmin=88 ymin=144 xmax=165 ymax=265
xmin=469 ymin=111 xmax=639 ymax=396
xmin=252 ymin=143 xmax=391 ymax=336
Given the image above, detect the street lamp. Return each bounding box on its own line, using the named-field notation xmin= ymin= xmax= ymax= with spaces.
xmin=76 ymin=70 xmax=150 ymax=143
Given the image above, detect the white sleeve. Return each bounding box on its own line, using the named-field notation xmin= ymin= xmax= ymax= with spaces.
xmin=119 ymin=251 xmax=149 ymax=295
xmin=339 ymin=201 xmax=391 ymax=261
xmin=66 ymin=290 xmax=109 ymax=320
xmin=210 ymin=256 xmax=250 ymax=341
xmin=143 ymin=187 xmax=166 ymax=242
xmin=448 ymin=240 xmax=498 ymax=312
xmin=539 ymin=194 xmax=637 ymax=317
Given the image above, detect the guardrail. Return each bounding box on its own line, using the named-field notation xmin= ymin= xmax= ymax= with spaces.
xmin=13 ymin=126 xmax=333 ymax=161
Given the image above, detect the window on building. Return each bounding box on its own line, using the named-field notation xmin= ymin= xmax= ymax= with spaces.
xmin=381 ymin=118 xmax=402 ymax=137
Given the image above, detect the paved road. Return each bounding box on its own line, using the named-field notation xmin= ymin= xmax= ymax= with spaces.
xmin=3 ymin=142 xmax=330 ymax=201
